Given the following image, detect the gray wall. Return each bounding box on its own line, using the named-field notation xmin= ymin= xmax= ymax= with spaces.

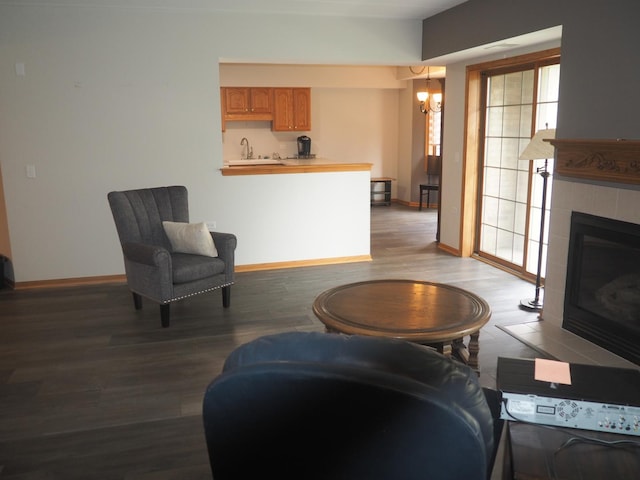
xmin=421 ymin=0 xmax=640 ymax=330
xmin=422 ymin=0 xmax=640 ymax=140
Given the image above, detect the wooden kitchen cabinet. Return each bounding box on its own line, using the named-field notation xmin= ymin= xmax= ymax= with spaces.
xmin=221 ymin=87 xmax=273 ymax=120
xmin=272 ymin=88 xmax=311 ymax=131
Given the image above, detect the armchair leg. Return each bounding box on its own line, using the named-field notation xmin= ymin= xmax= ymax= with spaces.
xmin=132 ymin=292 xmax=143 ymax=310
xmin=222 ymin=286 xmax=231 ymax=308
xmin=160 ymin=304 xmax=170 ymax=328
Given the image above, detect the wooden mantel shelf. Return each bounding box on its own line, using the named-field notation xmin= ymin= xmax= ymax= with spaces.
xmin=548 ymin=138 xmax=640 ymax=185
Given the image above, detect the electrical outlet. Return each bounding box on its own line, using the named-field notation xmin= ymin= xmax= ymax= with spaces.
xmin=206 ymin=221 xmax=216 ymax=231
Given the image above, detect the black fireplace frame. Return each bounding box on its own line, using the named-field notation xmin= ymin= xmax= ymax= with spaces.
xmin=563 ymin=211 xmax=640 ymax=365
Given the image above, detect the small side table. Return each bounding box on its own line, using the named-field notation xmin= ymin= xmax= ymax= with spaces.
xmin=370 ymin=177 xmax=393 ymax=206
xmin=419 ymin=184 xmax=439 ymax=210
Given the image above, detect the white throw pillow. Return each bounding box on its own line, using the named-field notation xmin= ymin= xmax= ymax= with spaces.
xmin=162 ymin=221 xmax=218 ymax=257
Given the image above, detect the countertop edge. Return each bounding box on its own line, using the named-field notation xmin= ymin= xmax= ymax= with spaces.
xmin=220 ymin=162 xmax=372 ymax=176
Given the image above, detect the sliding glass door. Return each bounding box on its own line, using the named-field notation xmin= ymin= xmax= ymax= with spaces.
xmin=477 ymin=62 xmax=560 ymax=278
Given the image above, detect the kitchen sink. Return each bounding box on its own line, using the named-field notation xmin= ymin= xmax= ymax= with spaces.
xmin=226 ymin=159 xmax=284 ymax=166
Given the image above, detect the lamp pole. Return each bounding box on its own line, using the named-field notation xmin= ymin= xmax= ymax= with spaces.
xmin=522 ymin=158 xmax=549 ymax=311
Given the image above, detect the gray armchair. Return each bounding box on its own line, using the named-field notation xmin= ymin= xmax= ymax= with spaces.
xmin=108 ymin=186 xmax=237 ymax=328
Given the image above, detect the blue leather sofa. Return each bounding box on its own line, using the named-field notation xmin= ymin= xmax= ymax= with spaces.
xmin=203 ymin=331 xmax=502 ymax=479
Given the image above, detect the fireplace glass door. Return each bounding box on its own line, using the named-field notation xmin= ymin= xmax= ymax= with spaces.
xmin=564 ymin=212 xmax=640 ymax=365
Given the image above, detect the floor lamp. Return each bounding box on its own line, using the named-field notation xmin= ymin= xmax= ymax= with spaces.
xmin=519 ymin=128 xmax=556 ymax=312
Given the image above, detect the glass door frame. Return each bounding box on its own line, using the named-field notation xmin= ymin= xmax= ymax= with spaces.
xmin=458 ymin=48 xmax=560 ymax=271
xmin=475 ymin=58 xmax=559 ymax=278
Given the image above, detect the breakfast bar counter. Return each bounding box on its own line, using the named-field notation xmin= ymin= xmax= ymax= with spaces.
xmin=220 ymin=158 xmax=372 ymax=176
xmin=216 ymin=159 xmax=371 ymax=268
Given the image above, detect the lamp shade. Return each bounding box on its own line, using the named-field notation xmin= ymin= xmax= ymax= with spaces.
xmin=519 ymin=128 xmax=556 ymax=160
xmin=427 ymin=155 xmax=441 ymax=174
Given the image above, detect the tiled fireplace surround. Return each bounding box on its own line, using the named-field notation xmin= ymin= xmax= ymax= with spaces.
xmin=516 ymin=139 xmax=640 ymax=370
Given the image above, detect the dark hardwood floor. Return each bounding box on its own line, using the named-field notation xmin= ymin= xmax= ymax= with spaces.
xmin=0 ymin=203 xmax=543 ymax=479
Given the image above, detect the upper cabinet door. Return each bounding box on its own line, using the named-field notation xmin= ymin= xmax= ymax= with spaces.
xmin=292 ymin=88 xmax=311 ymax=131
xmin=249 ymin=88 xmax=273 ymax=114
xmin=272 ymin=88 xmax=311 ymax=131
xmin=224 ymin=87 xmax=251 ymax=114
xmin=272 ymin=88 xmax=294 ymax=131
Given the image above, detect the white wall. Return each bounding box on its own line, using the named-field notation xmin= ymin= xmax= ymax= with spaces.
xmin=220 ymin=64 xmax=408 ymax=89
xmin=438 ymin=61 xmax=466 ymax=248
xmin=219 ymin=172 xmax=371 ymax=265
xmin=0 ymin=6 xmax=422 ymax=282
xmin=395 ymin=85 xmax=414 ymax=202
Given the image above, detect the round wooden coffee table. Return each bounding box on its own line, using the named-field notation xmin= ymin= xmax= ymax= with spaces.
xmin=312 ymin=279 xmax=491 ymax=373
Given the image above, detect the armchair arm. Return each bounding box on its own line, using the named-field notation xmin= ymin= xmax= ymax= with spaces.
xmin=121 ymin=242 xmax=173 ymax=302
xmin=122 ymin=242 xmax=171 ymax=268
xmin=211 ymin=232 xmax=237 ymax=262
xmin=211 ymin=232 xmax=237 ymax=283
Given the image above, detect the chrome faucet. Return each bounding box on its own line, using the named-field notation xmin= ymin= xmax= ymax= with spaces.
xmin=240 ymin=137 xmax=253 ymax=160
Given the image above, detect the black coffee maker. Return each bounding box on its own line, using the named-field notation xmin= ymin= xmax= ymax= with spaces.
xmin=297 ymin=136 xmax=311 ymax=158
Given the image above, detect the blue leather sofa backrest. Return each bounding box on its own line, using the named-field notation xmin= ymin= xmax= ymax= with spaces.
xmin=203 ymin=332 xmax=499 ymax=480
